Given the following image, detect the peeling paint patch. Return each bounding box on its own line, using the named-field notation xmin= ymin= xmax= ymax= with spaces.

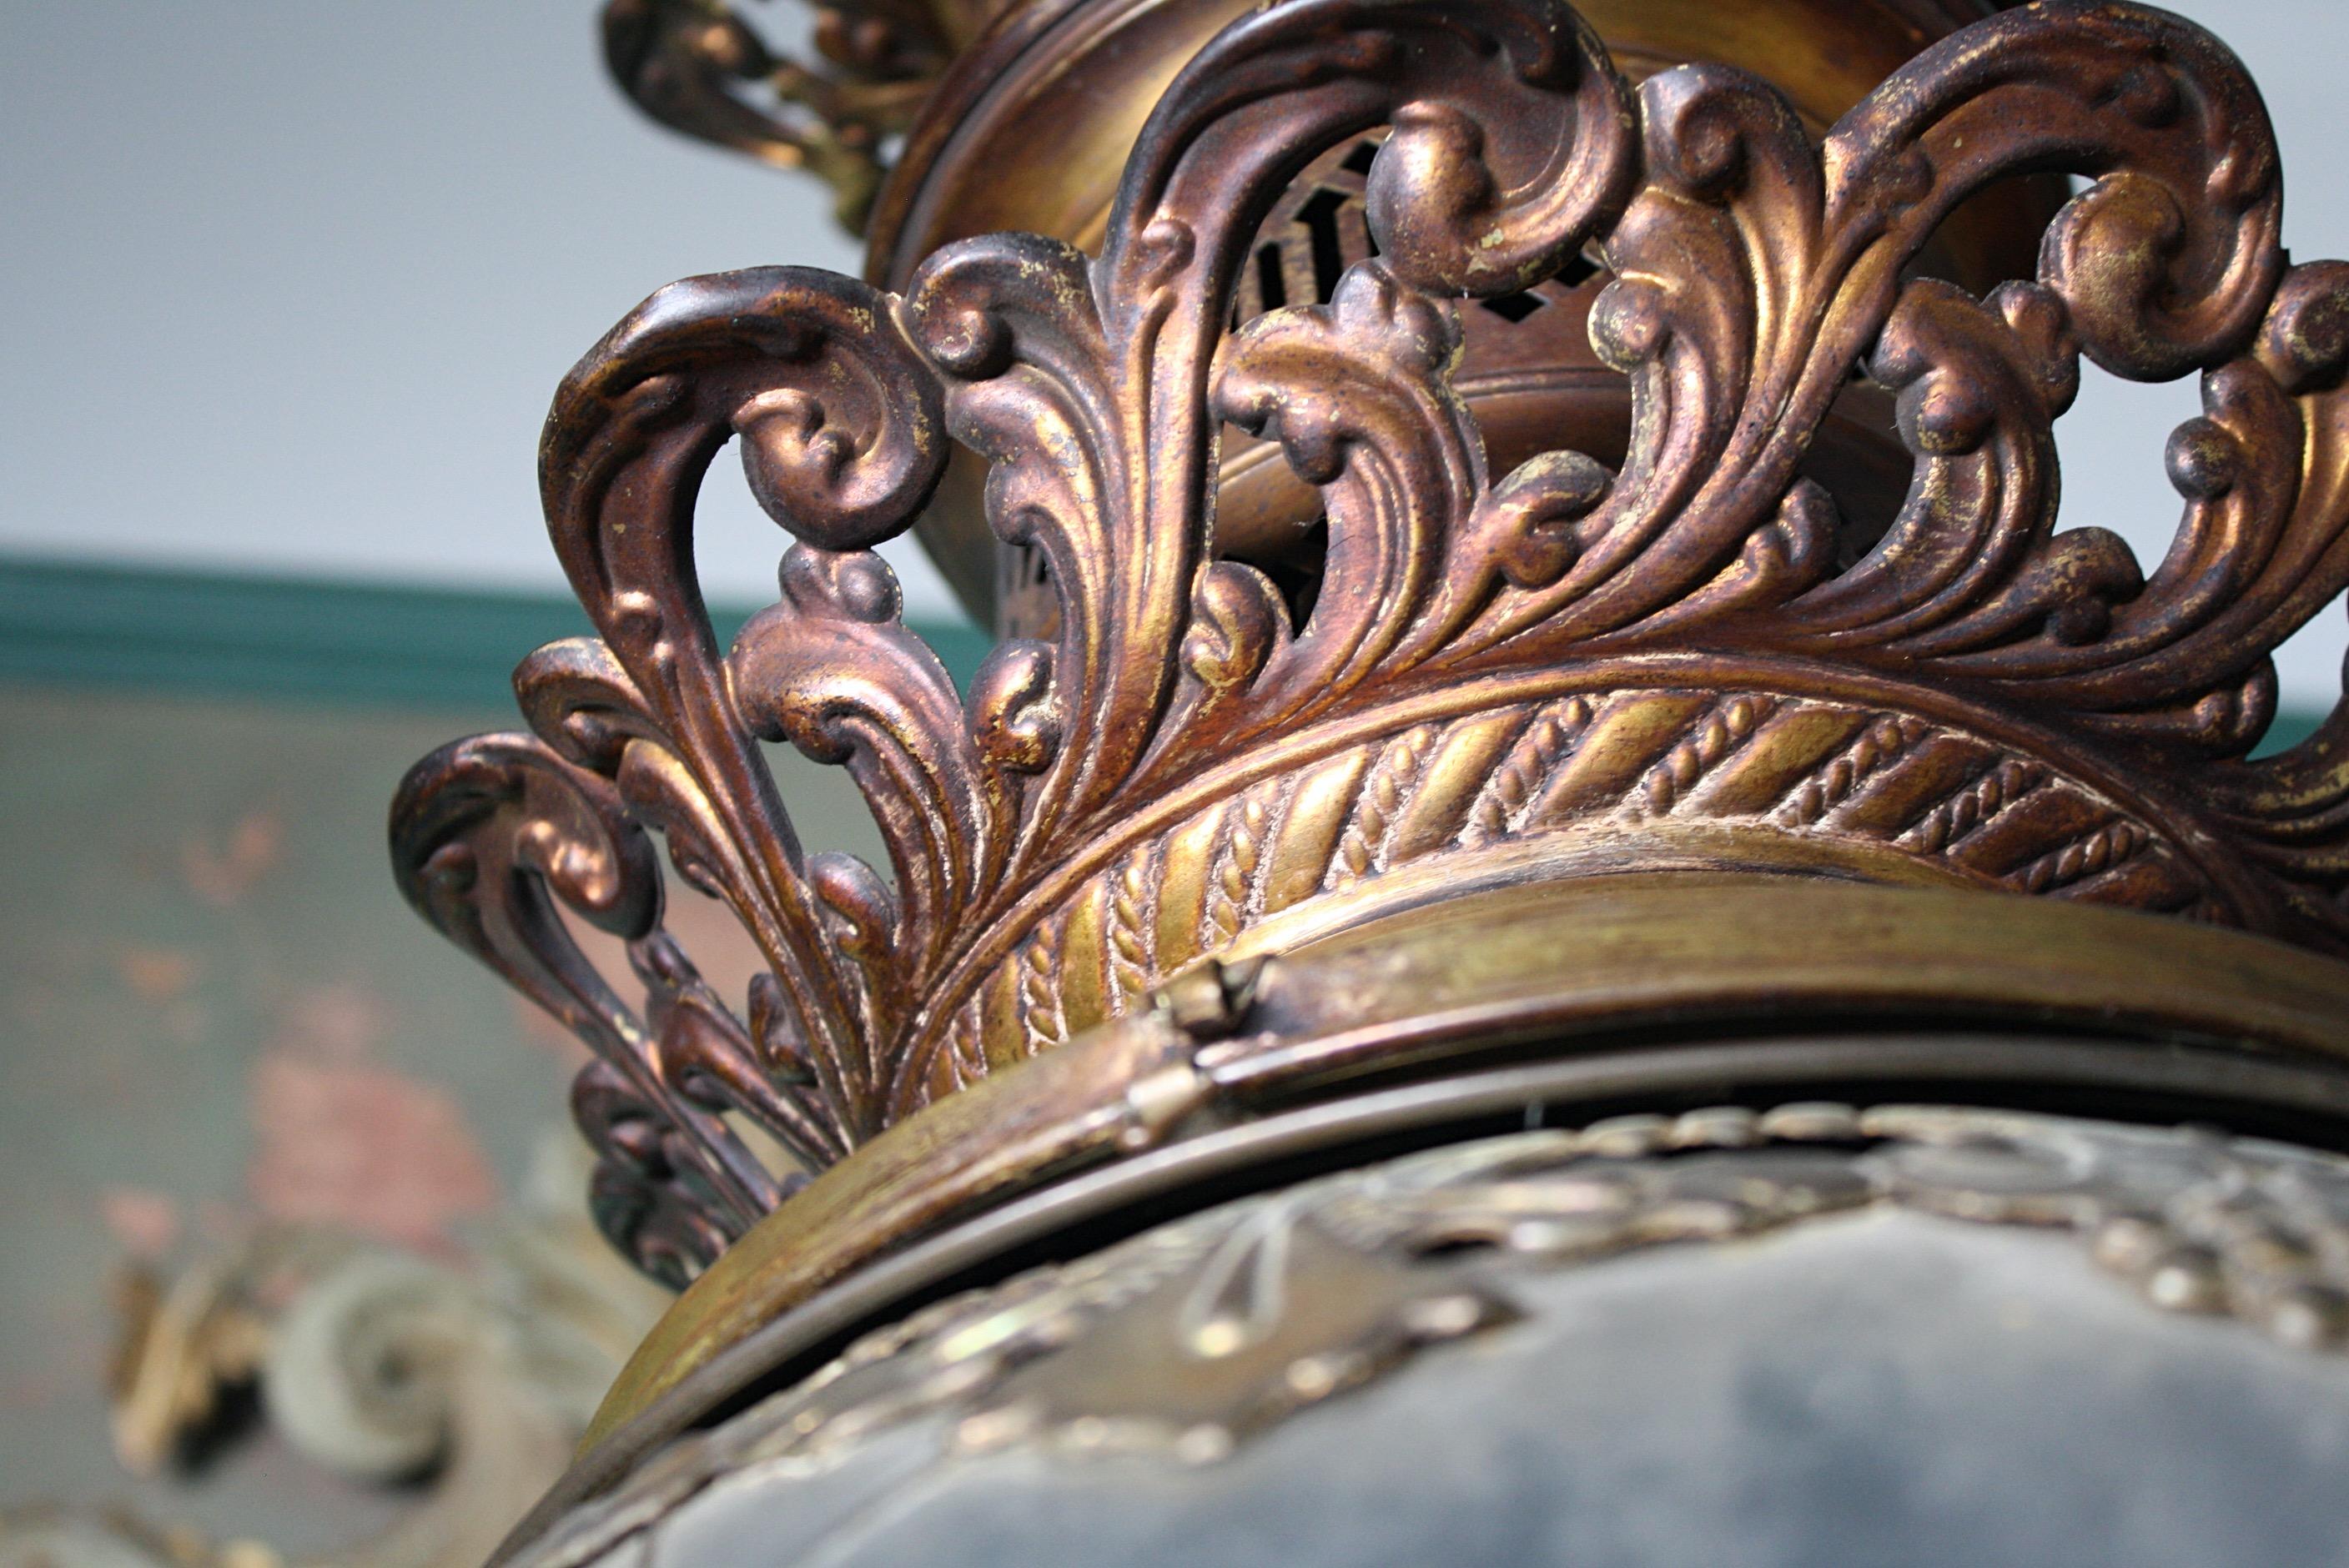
xmin=98 ymin=1188 xmax=182 ymax=1259
xmin=114 ymin=947 xmax=197 ymax=1003
xmin=266 ymin=981 xmax=390 ymax=1063
xmin=180 ymin=810 xmax=284 ymax=907
xmin=246 ymin=1053 xmax=497 ymax=1251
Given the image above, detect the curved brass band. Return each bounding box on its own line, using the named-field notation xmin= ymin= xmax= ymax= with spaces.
xmin=581 ymin=874 xmax=2349 ymax=1448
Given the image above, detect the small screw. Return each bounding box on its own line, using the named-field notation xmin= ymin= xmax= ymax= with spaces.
xmin=1157 ymin=955 xmax=1265 ymax=1041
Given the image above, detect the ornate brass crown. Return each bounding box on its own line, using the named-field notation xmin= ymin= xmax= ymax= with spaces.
xmin=395 ymin=0 xmax=2349 ymax=1289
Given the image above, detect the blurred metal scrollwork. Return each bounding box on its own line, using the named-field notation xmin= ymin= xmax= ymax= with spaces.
xmin=0 ymin=1143 xmax=668 ymax=1568
xmin=601 ymin=0 xmax=948 ymax=230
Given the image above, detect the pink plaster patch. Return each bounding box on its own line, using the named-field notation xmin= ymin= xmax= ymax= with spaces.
xmin=181 ymin=809 xmax=285 ymax=908
xmin=267 ymin=981 xmax=390 ymax=1063
xmin=98 ymin=1187 xmax=182 ymax=1259
xmin=115 ymin=947 xmax=197 ymax=1003
xmin=246 ymin=1054 xmax=498 ymax=1250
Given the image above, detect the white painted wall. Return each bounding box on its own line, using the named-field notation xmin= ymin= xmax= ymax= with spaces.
xmin=0 ymin=0 xmax=949 ymax=614
xmin=5 ymin=1 xmax=2346 ymax=705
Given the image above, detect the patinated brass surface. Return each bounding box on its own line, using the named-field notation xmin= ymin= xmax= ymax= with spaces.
xmin=392 ymin=0 xmax=2349 ymax=1298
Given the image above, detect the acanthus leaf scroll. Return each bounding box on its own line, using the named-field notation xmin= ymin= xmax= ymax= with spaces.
xmin=394 ymin=0 xmax=2349 ymax=1281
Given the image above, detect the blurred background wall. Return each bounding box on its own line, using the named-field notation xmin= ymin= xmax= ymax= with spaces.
xmin=0 ymin=6 xmax=913 ymax=1556
xmin=3 ymin=0 xmax=2346 ymax=1560
xmin=2 ymin=0 xmax=939 ymax=613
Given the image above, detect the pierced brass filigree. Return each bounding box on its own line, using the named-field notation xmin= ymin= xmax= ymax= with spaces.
xmin=395 ymin=0 xmax=2349 ymax=1282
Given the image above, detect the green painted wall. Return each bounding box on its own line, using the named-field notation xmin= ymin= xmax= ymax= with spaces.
xmin=0 ymin=557 xmax=992 ymax=711
xmin=0 ymin=555 xmax=2325 ymax=755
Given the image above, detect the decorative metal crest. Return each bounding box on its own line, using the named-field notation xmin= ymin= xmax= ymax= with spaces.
xmin=394 ymin=0 xmax=2349 ymax=1283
